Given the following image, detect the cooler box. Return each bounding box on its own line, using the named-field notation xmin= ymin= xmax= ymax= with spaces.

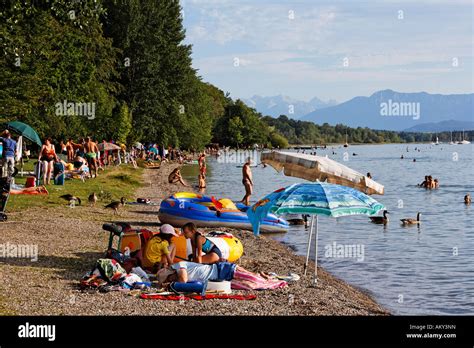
xmin=25 ymin=176 xmax=36 ymax=188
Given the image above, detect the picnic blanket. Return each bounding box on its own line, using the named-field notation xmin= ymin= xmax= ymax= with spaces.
xmin=231 ymin=268 xmax=288 ymax=291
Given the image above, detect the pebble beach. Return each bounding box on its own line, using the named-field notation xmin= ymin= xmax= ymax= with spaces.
xmin=0 ymin=163 xmax=389 ymax=316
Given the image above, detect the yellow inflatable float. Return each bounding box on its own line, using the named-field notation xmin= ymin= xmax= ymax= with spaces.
xmin=172 ymin=231 xmax=243 ymax=263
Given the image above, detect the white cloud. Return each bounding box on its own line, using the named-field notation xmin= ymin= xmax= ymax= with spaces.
xmin=186 ymin=3 xmax=337 ymax=51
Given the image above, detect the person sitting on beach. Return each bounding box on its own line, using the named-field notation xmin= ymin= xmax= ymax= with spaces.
xmin=182 ymin=222 xmax=223 ymax=264
xmin=141 ymin=224 xmax=179 ymax=272
xmin=464 ymin=193 xmax=471 ymax=205
xmin=73 ymin=155 xmax=88 ymax=170
xmin=168 ymin=168 xmax=188 ymax=186
xmin=156 ymin=261 xmax=287 ymax=291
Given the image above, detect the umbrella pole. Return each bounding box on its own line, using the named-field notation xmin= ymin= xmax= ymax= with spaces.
xmin=313 ymin=215 xmax=319 ymax=286
xmin=303 ymin=215 xmax=314 ymax=276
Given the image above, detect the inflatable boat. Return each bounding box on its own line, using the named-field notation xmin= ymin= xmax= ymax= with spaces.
xmin=172 ymin=231 xmax=243 ymax=263
xmin=158 ymin=192 xmax=289 ymax=233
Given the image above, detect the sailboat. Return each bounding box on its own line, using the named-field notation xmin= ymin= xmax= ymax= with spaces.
xmin=458 ymin=130 xmax=471 ymax=145
xmin=435 ymin=135 xmax=440 ymax=145
xmin=343 ymin=133 xmax=348 ymax=147
xmin=449 ymin=131 xmax=455 ymax=145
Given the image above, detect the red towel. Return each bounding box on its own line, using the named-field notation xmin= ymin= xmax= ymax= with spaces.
xmin=140 ymin=293 xmax=256 ymax=301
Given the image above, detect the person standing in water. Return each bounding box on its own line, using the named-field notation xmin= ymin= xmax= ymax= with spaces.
xmin=241 ymin=157 xmax=253 ymax=206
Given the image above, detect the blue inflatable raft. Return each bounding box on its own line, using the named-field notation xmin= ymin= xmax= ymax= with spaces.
xmin=158 ymin=192 xmax=289 ymax=233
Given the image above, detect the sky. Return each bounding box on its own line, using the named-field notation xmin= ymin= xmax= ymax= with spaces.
xmin=181 ymin=0 xmax=474 ymax=103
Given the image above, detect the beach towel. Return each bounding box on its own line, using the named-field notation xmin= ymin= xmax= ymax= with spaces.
xmin=10 ymin=186 xmax=48 ymax=195
xmin=231 ymin=268 xmax=287 ymax=291
xmin=15 ymin=136 xmax=22 ymax=162
xmin=140 ymin=293 xmax=256 ymax=301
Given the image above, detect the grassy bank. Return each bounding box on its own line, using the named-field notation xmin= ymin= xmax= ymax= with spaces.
xmin=8 ymin=165 xmax=143 ymax=211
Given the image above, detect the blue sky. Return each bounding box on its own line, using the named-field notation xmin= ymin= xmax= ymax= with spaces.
xmin=181 ymin=0 xmax=473 ymax=103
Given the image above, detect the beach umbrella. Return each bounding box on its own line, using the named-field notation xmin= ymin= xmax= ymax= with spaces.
xmin=261 ymin=151 xmax=384 ymax=195
xmin=98 ymin=142 xmax=121 ymax=151
xmin=5 ymin=121 xmax=42 ymax=147
xmin=247 ymin=182 xmax=384 ymax=284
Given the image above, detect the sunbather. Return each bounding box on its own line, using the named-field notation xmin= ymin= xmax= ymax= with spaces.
xmin=156 ymin=261 xmax=287 ymax=291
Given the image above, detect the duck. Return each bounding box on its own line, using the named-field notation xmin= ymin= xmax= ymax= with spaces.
xmin=88 ymin=192 xmax=98 ymax=207
xmin=401 ymin=212 xmax=421 ymax=225
xmin=369 ymin=210 xmax=389 ymax=224
xmin=59 ymin=194 xmax=81 ymax=205
xmin=104 ymin=197 xmax=126 ymax=214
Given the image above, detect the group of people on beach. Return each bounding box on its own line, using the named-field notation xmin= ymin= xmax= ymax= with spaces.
xmin=136 ymin=222 xmax=285 ymax=289
xmin=38 ymin=137 xmax=133 ymax=184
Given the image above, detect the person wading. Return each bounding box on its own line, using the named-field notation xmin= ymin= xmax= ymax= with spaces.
xmin=241 ymin=157 xmax=253 ymax=206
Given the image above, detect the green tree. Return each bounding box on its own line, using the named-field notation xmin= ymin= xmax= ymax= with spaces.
xmin=115 ymin=102 xmax=132 ymax=143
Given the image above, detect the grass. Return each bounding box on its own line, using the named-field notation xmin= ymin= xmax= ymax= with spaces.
xmin=8 ymin=165 xmax=144 ymax=212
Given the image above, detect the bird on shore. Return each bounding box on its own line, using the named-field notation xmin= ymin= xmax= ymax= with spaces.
xmin=59 ymin=194 xmax=81 ymax=205
xmin=369 ymin=210 xmax=389 ymax=224
xmin=401 ymin=212 xmax=421 ymax=225
xmin=105 ymin=197 xmax=126 ymax=214
xmin=88 ymin=192 xmax=98 ymax=207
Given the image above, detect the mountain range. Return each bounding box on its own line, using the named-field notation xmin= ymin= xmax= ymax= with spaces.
xmin=403 ymin=120 xmax=474 ymax=132
xmin=242 ymin=95 xmax=337 ymax=119
xmin=300 ymin=90 xmax=473 ymax=131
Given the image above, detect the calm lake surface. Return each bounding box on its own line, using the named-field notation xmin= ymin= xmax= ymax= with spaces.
xmin=181 ymin=144 xmax=474 ymax=315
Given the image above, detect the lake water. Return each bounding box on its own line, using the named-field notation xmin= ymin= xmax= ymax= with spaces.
xmin=181 ymin=144 xmax=474 ymax=315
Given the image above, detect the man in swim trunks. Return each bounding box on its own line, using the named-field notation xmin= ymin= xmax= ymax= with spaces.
xmin=241 ymin=157 xmax=253 ymax=206
xmin=84 ymin=137 xmax=99 ymax=178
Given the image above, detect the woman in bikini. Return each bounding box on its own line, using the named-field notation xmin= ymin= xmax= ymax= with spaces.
xmin=181 ymin=222 xmax=223 ymax=264
xmin=168 ymin=168 xmax=188 ymax=186
xmin=38 ymin=138 xmax=58 ymax=185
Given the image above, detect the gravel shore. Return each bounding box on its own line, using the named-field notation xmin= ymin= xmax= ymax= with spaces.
xmin=0 ymin=164 xmax=389 ymax=315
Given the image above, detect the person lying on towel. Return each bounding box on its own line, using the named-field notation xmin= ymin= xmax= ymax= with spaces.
xmin=156 ymin=261 xmax=287 ymax=291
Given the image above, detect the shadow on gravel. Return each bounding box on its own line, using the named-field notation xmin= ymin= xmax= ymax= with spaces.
xmin=128 ymin=210 xmax=159 ymax=215
xmin=0 ymin=251 xmax=104 ymax=282
xmin=105 ymin=220 xmax=161 ymax=227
